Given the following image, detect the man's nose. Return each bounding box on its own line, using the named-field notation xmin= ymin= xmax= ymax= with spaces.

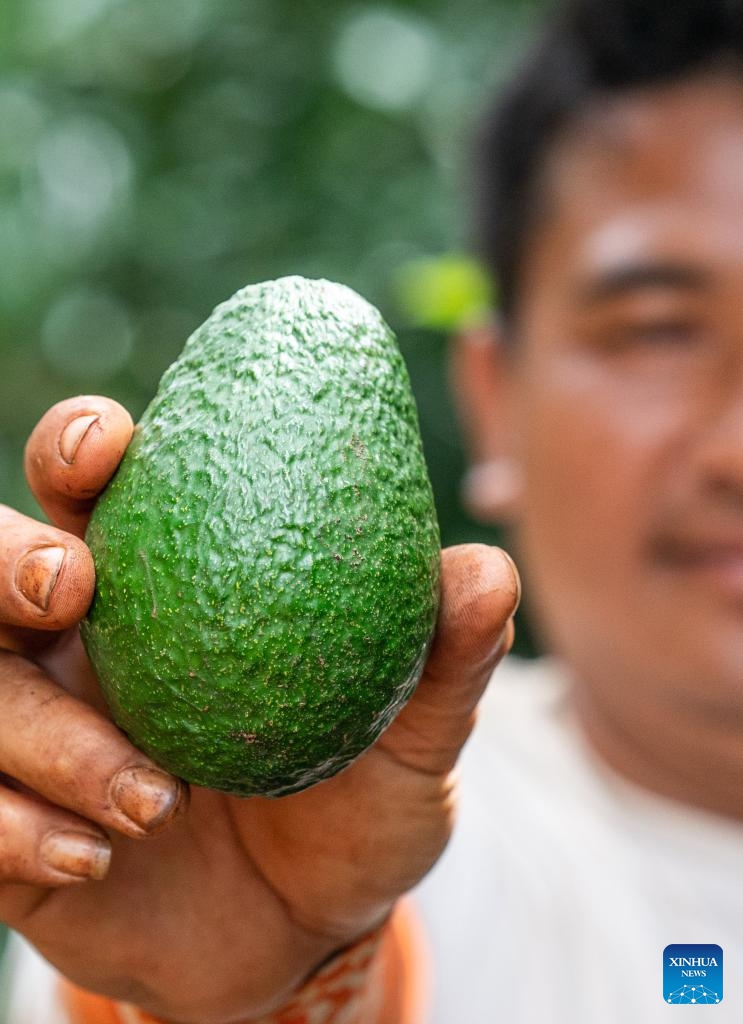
xmin=694 ymin=378 xmax=743 ymax=504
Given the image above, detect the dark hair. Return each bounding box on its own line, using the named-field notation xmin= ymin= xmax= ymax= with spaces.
xmin=477 ymin=0 xmax=743 ymax=319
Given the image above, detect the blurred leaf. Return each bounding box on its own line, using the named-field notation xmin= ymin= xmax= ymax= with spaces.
xmin=395 ymin=253 xmax=493 ymax=330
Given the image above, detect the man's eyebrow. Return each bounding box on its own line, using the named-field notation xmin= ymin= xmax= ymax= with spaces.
xmin=580 ymin=262 xmax=711 ymax=304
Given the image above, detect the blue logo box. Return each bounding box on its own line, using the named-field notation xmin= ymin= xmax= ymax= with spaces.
xmin=664 ymin=945 xmax=723 ymax=1004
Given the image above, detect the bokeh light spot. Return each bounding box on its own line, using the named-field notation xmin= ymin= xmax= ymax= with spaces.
xmin=333 ymin=6 xmax=439 ymax=113
xmin=20 ymin=0 xmax=113 ymax=52
xmin=41 ymin=287 xmax=134 ymax=382
xmin=34 ymin=115 xmax=133 ymax=231
xmin=0 ymin=83 xmax=46 ymax=173
xmin=108 ymin=0 xmax=207 ymax=57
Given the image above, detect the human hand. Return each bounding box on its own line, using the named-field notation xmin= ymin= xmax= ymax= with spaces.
xmin=0 ymin=396 xmax=519 ymax=1024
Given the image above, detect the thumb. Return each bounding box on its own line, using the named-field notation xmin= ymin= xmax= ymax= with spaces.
xmin=379 ymin=544 xmax=520 ymax=775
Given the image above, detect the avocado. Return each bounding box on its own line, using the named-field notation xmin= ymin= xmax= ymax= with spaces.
xmin=82 ymin=277 xmax=440 ymax=796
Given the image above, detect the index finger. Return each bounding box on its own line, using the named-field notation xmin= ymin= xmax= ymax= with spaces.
xmin=0 ymin=651 xmax=187 ymax=840
xmin=24 ymin=397 xmax=134 ymax=538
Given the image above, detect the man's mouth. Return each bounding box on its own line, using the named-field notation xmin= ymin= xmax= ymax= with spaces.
xmin=652 ymin=531 xmax=743 ymax=601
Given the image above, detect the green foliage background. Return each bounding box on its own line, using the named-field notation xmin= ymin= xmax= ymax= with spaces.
xmin=0 ymin=0 xmax=546 ymax=1001
xmin=0 ymin=0 xmax=544 ymax=534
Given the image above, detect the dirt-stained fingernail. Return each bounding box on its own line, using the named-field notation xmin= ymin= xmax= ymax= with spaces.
xmin=110 ymin=765 xmax=185 ymax=834
xmin=16 ymin=545 xmax=66 ymax=612
xmin=40 ymin=830 xmax=111 ymax=881
xmin=59 ymin=414 xmax=99 ymax=465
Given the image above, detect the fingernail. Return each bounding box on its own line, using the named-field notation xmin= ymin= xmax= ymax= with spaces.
xmin=59 ymin=414 xmax=99 ymax=465
xmin=16 ymin=545 xmax=66 ymax=612
xmin=501 ymin=549 xmax=522 ymax=613
xmin=40 ymin=830 xmax=111 ymax=881
xmin=495 ymin=618 xmax=515 ymax=659
xmin=110 ymin=765 xmax=184 ymax=834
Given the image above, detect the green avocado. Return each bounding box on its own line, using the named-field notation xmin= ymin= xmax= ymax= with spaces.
xmin=82 ymin=277 xmax=440 ymax=796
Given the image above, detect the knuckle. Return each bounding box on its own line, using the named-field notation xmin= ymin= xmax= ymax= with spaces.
xmin=0 ymin=800 xmax=33 ymax=883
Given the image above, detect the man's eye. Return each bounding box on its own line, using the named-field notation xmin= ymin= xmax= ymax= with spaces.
xmin=612 ymin=320 xmax=698 ymax=347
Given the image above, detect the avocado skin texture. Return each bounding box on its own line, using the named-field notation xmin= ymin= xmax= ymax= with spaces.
xmin=82 ymin=277 xmax=440 ymax=796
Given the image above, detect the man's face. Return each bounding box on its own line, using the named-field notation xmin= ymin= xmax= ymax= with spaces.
xmin=509 ymin=73 xmax=743 ymax=717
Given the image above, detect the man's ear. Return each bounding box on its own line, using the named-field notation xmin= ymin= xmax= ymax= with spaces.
xmin=449 ymin=318 xmax=523 ymax=524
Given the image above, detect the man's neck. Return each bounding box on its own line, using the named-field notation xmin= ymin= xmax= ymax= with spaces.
xmin=571 ymin=677 xmax=743 ymax=822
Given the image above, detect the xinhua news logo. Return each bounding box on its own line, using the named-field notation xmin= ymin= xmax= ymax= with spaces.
xmin=664 ymin=945 xmax=723 ymax=1004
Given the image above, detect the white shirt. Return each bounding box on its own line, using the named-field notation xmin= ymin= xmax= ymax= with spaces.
xmin=414 ymin=657 xmax=743 ymax=1023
